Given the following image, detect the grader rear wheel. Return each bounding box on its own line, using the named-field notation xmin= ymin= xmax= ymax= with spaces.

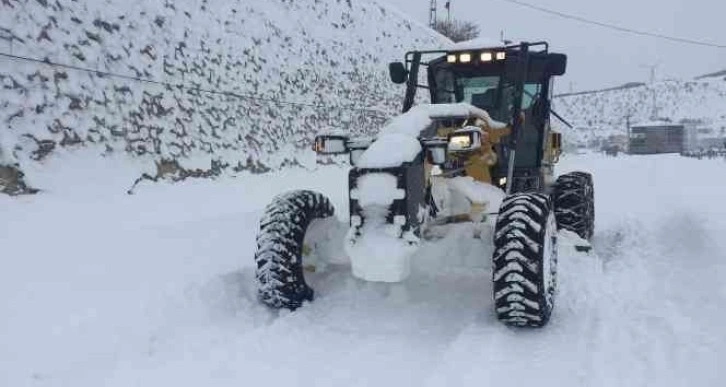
xmin=553 ymin=171 xmax=595 ymax=240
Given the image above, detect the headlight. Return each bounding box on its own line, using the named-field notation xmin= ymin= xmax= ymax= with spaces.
xmin=499 ymin=177 xmax=507 ymax=186
xmin=459 ymin=53 xmax=472 ymax=63
xmin=448 ymin=127 xmax=482 ymax=152
xmin=496 ymin=52 xmax=506 ymax=60
xmin=447 ymin=54 xmax=457 ymax=63
xmin=480 ymin=52 xmax=493 ymax=62
xmin=449 ymin=134 xmax=472 ymax=151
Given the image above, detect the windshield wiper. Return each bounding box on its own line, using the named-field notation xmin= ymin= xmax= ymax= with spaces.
xmin=522 ymin=88 xmax=573 ymax=129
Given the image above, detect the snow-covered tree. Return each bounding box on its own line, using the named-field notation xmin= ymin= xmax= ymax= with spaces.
xmin=433 ymin=19 xmax=480 ymax=42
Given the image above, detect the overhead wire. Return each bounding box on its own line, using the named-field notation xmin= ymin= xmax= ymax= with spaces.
xmin=0 ymin=50 xmax=391 ymax=117
xmin=496 ymin=0 xmax=726 ymax=49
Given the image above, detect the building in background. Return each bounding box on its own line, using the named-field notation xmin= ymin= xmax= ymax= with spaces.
xmin=628 ymin=122 xmax=684 ymax=154
xmin=681 ymin=119 xmax=726 ymax=151
xmin=600 ymin=134 xmax=629 ymax=155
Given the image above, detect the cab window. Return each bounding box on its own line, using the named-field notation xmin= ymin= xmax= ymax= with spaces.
xmin=455 ymin=76 xmax=500 ymax=110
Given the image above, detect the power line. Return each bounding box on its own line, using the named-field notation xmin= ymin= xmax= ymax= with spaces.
xmin=496 ymin=0 xmax=726 ymax=49
xmin=0 ymin=51 xmax=391 ymax=116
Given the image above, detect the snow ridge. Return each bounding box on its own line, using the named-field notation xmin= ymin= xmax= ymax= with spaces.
xmin=554 ymin=77 xmax=726 ymax=148
xmin=0 ymin=0 xmax=448 ymax=189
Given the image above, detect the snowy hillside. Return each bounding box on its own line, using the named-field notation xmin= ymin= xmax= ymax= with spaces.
xmin=554 ymin=75 xmax=726 ymax=148
xmin=2 ymin=153 xmax=725 ymax=386
xmin=0 ymin=0 xmax=447 ymax=190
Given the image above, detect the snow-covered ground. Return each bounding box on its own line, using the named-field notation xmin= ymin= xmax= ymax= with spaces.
xmin=2 ymin=152 xmax=725 ymax=386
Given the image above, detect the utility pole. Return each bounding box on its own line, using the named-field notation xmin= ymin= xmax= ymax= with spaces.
xmin=640 ymin=63 xmax=660 ymax=120
xmin=445 ymin=1 xmax=452 ymax=24
xmin=650 ymin=67 xmax=656 ymax=84
xmin=500 ymin=30 xmax=512 ymax=45
xmin=625 ymin=110 xmax=633 ymax=153
xmin=429 ymin=0 xmax=437 ymax=29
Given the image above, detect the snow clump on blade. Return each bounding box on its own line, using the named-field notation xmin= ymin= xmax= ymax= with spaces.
xmin=355 ymin=133 xmax=422 ymax=168
xmin=356 ymin=103 xmax=507 ymax=169
xmin=352 ymin=173 xmax=405 ymax=207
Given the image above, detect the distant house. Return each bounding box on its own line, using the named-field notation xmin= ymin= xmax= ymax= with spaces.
xmin=680 ymin=119 xmax=719 ymax=151
xmin=628 ymin=123 xmax=684 ymax=154
xmin=600 ymin=134 xmax=629 ymax=156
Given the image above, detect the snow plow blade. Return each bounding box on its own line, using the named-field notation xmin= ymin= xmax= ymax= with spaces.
xmin=346 ymin=158 xmax=425 ymax=282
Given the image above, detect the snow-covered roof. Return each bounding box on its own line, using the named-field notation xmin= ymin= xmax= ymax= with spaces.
xmin=447 ymin=37 xmax=504 ymax=51
xmin=631 ymin=121 xmax=684 ymax=129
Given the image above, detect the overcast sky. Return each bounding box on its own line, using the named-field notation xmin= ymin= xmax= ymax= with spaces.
xmin=380 ymin=0 xmax=726 ymax=92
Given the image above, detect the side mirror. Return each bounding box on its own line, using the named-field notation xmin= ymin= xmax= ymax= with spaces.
xmin=388 ymin=62 xmax=409 ymax=84
xmin=551 ymin=131 xmax=562 ymax=149
xmin=313 ymin=134 xmax=349 ymax=155
xmin=547 ymin=53 xmax=567 ymax=76
xmin=549 ymin=131 xmax=562 ymax=161
xmin=421 ymin=137 xmax=448 ymax=165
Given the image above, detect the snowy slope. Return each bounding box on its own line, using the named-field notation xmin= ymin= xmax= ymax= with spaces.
xmin=0 ymin=0 xmax=447 ymax=185
xmin=554 ymin=75 xmax=726 ymax=148
xmin=2 ymin=153 xmax=725 ymax=386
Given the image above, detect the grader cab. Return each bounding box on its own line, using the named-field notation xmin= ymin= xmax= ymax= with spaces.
xmin=388 ymin=41 xmax=567 ymax=193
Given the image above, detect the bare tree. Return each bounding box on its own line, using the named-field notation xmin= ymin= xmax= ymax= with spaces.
xmin=433 ymin=19 xmax=480 ymax=42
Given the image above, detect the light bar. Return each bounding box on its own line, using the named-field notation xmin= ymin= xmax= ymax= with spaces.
xmin=446 ymin=50 xmax=508 ymax=65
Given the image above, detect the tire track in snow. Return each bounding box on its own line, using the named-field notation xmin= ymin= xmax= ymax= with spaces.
xmin=9 ymin=155 xmax=725 ymax=386
xmin=104 ymin=221 xmax=495 ymax=387
xmin=421 ymin=208 xmax=725 ymax=386
xmin=101 ymin=156 xmax=726 ymax=386
xmin=421 ymin=232 xmax=606 ymax=386
xmin=587 ymin=211 xmax=725 ymax=386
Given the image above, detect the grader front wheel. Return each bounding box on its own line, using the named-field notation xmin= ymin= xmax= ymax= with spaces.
xmin=492 ymin=193 xmax=558 ymax=327
xmin=254 ymin=190 xmax=335 ymax=310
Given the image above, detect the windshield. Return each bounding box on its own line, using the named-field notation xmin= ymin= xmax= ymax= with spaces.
xmin=432 ymin=68 xmax=542 ymax=123
xmin=456 ymin=76 xmax=500 ymax=111
xmin=432 ymin=68 xmax=507 ymax=120
xmin=431 ymin=67 xmax=547 ymax=168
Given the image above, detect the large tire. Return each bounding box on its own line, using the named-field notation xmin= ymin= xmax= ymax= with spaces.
xmin=492 ymin=193 xmax=558 ymax=327
xmin=553 ymin=171 xmax=595 ymax=240
xmin=254 ymin=190 xmax=335 ymax=310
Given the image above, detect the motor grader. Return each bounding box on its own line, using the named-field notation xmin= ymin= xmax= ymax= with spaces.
xmin=253 ymin=41 xmax=595 ymax=327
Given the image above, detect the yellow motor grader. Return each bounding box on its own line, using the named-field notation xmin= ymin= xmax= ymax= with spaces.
xmin=254 ymin=41 xmax=594 ymax=327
